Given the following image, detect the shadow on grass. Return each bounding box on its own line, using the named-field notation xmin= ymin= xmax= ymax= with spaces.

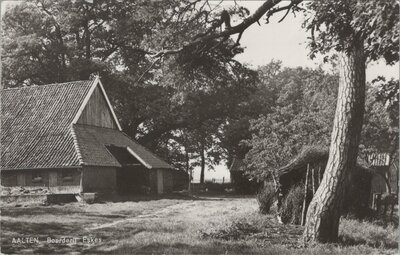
xmin=1 ymin=220 xmax=81 ymax=236
xmin=88 ymin=241 xmax=268 ymax=255
xmin=1 ymin=220 xmax=93 ymax=254
xmin=97 ymin=193 xmax=218 ymax=203
xmin=1 ymin=205 xmax=82 ymax=217
xmin=339 ymin=234 xmax=398 ymax=249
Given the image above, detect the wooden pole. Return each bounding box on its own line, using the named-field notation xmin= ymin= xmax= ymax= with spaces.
xmin=318 ymin=164 xmax=322 ymax=184
xmin=312 ymin=165 xmax=316 ymax=195
xmin=301 ymin=163 xmax=310 ymax=226
xmin=186 ymin=149 xmax=191 ymax=194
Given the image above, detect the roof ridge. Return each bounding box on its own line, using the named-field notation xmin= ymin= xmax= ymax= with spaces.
xmin=2 ymin=79 xmax=94 ymax=91
xmin=70 ymin=125 xmax=84 ymax=166
xmin=73 ymin=123 xmax=117 ymax=130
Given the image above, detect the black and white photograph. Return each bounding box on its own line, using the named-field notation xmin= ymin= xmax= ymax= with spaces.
xmin=0 ymin=0 xmax=399 ymax=254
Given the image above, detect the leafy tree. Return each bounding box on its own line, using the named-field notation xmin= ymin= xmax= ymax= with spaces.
xmin=360 ymin=77 xmax=399 ymax=167
xmin=302 ymin=0 xmax=398 ymax=242
xmin=244 ymin=66 xmax=338 ymax=181
xmin=221 ymin=60 xmax=285 ymax=171
xmin=3 ymin=0 xmax=398 ymax=243
xmin=2 ymin=0 xmax=258 ymax=173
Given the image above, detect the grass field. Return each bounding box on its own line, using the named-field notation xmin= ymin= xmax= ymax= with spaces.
xmin=0 ymin=194 xmax=398 ymax=254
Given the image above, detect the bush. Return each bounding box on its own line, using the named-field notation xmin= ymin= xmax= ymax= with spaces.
xmin=231 ymin=172 xmax=262 ymax=195
xmin=280 ymin=183 xmax=304 ymax=224
xmin=256 ymin=183 xmax=276 ymax=214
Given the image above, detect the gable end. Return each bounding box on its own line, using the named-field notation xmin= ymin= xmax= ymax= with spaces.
xmin=73 ymin=77 xmax=122 ymax=130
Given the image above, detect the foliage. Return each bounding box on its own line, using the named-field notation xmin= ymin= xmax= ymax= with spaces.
xmin=257 ymin=183 xmax=276 ymax=214
xmin=244 ymin=65 xmax=338 ymax=180
xmin=304 ymin=0 xmax=399 ymax=64
xmin=2 ymin=0 xmax=259 ymax=174
xmin=280 ymin=183 xmax=304 ymax=225
xmin=360 ymin=79 xmax=399 ymax=161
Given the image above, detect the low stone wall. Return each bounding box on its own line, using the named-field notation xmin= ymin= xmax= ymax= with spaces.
xmin=0 ymin=194 xmax=47 ymax=204
xmin=1 ymin=193 xmax=77 ymax=205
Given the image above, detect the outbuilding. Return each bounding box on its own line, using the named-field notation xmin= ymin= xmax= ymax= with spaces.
xmin=276 ymin=146 xmax=381 ymax=223
xmin=1 ymin=77 xmax=177 ymax=196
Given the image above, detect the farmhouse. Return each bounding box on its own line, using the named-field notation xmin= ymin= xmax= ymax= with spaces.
xmin=1 ymin=77 xmax=178 ymax=195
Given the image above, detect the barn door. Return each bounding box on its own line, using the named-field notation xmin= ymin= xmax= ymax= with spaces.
xmin=16 ymin=173 xmax=25 ymax=186
xmin=157 ymin=169 xmax=163 ymax=194
xmin=49 ymin=171 xmax=58 ymax=187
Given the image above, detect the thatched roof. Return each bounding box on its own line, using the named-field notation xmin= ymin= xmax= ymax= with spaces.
xmin=1 ymin=79 xmax=172 ymax=170
xmin=277 ymin=146 xmax=373 ymax=178
xmin=278 ymin=146 xmax=329 ymax=177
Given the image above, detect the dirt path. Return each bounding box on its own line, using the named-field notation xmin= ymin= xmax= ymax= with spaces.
xmin=88 ymin=200 xmax=197 ymax=230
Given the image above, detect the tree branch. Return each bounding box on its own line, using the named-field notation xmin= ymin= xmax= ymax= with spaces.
xmin=148 ymin=0 xmax=305 ymax=59
xmin=136 ymin=0 xmax=303 ymax=82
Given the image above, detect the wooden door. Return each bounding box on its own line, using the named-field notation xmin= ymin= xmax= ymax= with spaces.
xmin=16 ymin=173 xmax=25 ymax=186
xmin=49 ymin=171 xmax=58 ymax=187
xmin=157 ymin=169 xmax=163 ymax=194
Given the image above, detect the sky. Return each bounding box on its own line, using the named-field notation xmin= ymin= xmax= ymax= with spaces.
xmin=195 ymin=1 xmax=398 ymax=182
xmin=233 ymin=1 xmax=398 ymax=81
xmin=1 ymin=1 xmax=398 ymax=182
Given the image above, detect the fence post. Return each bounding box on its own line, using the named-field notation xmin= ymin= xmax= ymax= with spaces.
xmin=301 ymin=163 xmax=310 ymax=226
xmin=312 ymin=165 xmax=315 ymax=195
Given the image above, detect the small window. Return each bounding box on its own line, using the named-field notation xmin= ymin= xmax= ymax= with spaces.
xmin=32 ymin=173 xmax=42 ymax=183
xmin=62 ymin=171 xmax=73 ymax=182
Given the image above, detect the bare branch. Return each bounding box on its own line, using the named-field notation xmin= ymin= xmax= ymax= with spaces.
xmin=136 ymin=58 xmax=161 ymax=84
xmin=139 ymin=0 xmax=304 ymax=76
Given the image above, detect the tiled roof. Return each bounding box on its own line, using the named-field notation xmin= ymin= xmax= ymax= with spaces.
xmin=1 ymin=79 xmax=172 ymax=170
xmin=1 ymin=80 xmax=94 ymax=169
xmin=72 ymin=124 xmax=173 ymax=169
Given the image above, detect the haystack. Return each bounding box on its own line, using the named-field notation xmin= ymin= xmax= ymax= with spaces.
xmin=276 ymin=146 xmax=377 ymax=224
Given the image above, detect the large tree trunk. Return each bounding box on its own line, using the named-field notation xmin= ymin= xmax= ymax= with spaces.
xmin=303 ymin=41 xmax=366 ymax=243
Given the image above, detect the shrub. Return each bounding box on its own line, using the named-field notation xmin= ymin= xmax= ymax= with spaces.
xmin=280 ymin=183 xmax=304 ymax=224
xmin=256 ymin=182 xmax=276 ymax=214
xmin=231 ymin=172 xmax=261 ymax=194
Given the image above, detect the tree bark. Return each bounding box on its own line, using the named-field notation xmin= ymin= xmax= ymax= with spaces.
xmin=303 ymin=41 xmax=366 ymax=243
xmin=185 ymin=147 xmax=191 ymax=193
xmin=200 ymin=145 xmax=206 ymax=184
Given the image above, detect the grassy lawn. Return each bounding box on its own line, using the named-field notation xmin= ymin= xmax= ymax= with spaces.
xmin=0 ymin=195 xmax=397 ymax=254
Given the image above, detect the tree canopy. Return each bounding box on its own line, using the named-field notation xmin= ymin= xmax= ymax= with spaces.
xmin=1 ymin=0 xmax=258 ymax=174
xmin=244 ymin=63 xmax=338 ymax=180
xmin=2 ymin=0 xmax=398 ymax=183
